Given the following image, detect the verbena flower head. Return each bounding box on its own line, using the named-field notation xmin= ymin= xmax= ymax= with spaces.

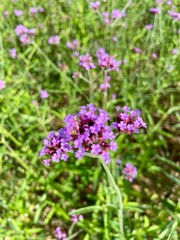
xmin=29 ymin=7 xmax=38 ymax=14
xmin=66 ymin=39 xmax=79 ymax=50
xmin=96 ymin=49 xmax=121 ymax=72
xmin=0 ymin=80 xmax=6 ymax=90
xmin=55 ymin=227 xmax=67 ymax=240
xmin=122 ymin=163 xmax=137 ymax=182
xmin=112 ymin=9 xmax=126 ymax=19
xmin=168 ymin=11 xmax=180 ymax=21
xmin=64 ymin=104 xmax=117 ymax=164
xmin=70 ymin=209 xmax=83 ymax=223
xmin=171 ymin=48 xmax=178 ymax=55
xmin=150 ymin=8 xmax=161 ymax=14
xmin=145 ymin=24 xmax=153 ymax=30
xmin=14 ymin=9 xmax=24 ymax=16
xmin=39 ymin=129 xmax=71 ymax=166
xmin=112 ymin=106 xmax=146 ymax=134
xmin=10 ymin=48 xmax=17 ymax=58
xmin=15 ymin=25 xmax=28 ymax=36
xmin=90 ymin=1 xmax=100 ymax=11
xmin=40 ymin=90 xmax=48 ymax=99
xmin=79 ymin=54 xmax=96 ymax=70
xmin=48 ymin=36 xmax=60 ymax=45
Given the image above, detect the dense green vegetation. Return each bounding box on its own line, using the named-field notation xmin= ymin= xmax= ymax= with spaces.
xmin=0 ymin=0 xmax=179 ymax=239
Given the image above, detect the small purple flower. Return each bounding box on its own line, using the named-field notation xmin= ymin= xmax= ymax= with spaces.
xmin=151 ymin=53 xmax=158 ymax=59
xmin=29 ymin=7 xmax=38 ymax=14
xmin=0 ymin=80 xmax=6 ymax=90
xmin=145 ymin=24 xmax=153 ymax=30
xmin=10 ymin=48 xmax=17 ymax=58
xmin=102 ymin=12 xmax=111 ymax=24
xmin=48 ymin=36 xmax=60 ymax=45
xmin=133 ymin=47 xmax=142 ymax=53
xmin=71 ymin=209 xmax=83 ymax=223
xmin=55 ymin=227 xmax=67 ymax=240
xmin=14 ymin=10 xmax=24 ymax=16
xmin=3 ymin=11 xmax=9 ymax=17
xmin=100 ymin=76 xmax=110 ymax=92
xmin=112 ymin=106 xmax=146 ymax=134
xmin=19 ymin=34 xmax=31 ymax=45
xmin=112 ymin=35 xmax=117 ymax=42
xmin=150 ymin=8 xmax=161 ymax=14
xmin=112 ymin=9 xmax=126 ymax=19
xmin=90 ymin=1 xmax=100 ymax=11
xmin=40 ymin=90 xmax=48 ymax=99
xmin=116 ymin=158 xmax=121 ymax=165
xmin=171 ymin=48 xmax=178 ymax=55
xmin=168 ymin=11 xmax=180 ymax=21
xmin=112 ymin=94 xmax=117 ymax=99
xmin=38 ymin=7 xmax=45 ymax=12
xmin=66 ymin=39 xmax=79 ymax=50
xmin=79 ymin=54 xmax=96 ymax=70
xmin=122 ymin=163 xmax=137 ymax=182
xmin=15 ymin=25 xmax=28 ymax=36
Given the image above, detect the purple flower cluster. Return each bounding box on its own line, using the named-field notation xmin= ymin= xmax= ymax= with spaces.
xmin=96 ymin=48 xmax=121 ymax=72
xmin=90 ymin=1 xmax=100 ymax=11
xmin=40 ymin=90 xmax=48 ymax=99
xmin=100 ymin=76 xmax=110 ymax=92
xmin=48 ymin=36 xmax=60 ymax=45
xmin=79 ymin=54 xmax=96 ymax=70
xmin=15 ymin=25 xmax=35 ymax=45
xmin=112 ymin=106 xmax=146 ymax=134
xmin=14 ymin=9 xmax=23 ymax=16
xmin=66 ymin=39 xmax=79 ymax=50
xmin=39 ymin=129 xmax=71 ymax=166
xmin=168 ymin=11 xmax=180 ymax=21
xmin=102 ymin=9 xmax=126 ymax=24
xmin=70 ymin=209 xmax=83 ymax=223
xmin=29 ymin=7 xmax=44 ymax=14
xmin=0 ymin=80 xmax=6 ymax=90
xmin=55 ymin=227 xmax=67 ymax=240
xmin=122 ymin=163 xmax=137 ymax=182
xmin=10 ymin=48 xmax=17 ymax=58
xmin=64 ymin=104 xmax=117 ymax=163
xmin=39 ymin=104 xmax=146 ymax=165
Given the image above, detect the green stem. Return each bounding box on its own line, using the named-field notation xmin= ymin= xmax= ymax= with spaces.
xmin=88 ymin=70 xmax=93 ymax=102
xmin=99 ymin=157 xmax=125 ymax=238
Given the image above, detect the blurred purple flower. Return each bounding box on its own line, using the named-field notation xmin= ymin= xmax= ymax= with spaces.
xmin=79 ymin=54 xmax=96 ymax=70
xmin=90 ymin=1 xmax=100 ymax=11
xmin=112 ymin=9 xmax=126 ymax=19
xmin=15 ymin=25 xmax=28 ymax=36
xmin=29 ymin=7 xmax=38 ymax=14
xmin=116 ymin=158 xmax=121 ymax=165
xmin=55 ymin=227 xmax=67 ymax=240
xmin=145 ymin=24 xmax=153 ymax=30
xmin=40 ymin=90 xmax=48 ymax=99
xmin=133 ymin=47 xmax=142 ymax=53
xmin=151 ymin=53 xmax=158 ymax=59
xmin=0 ymin=80 xmax=6 ymax=90
xmin=71 ymin=209 xmax=83 ymax=223
xmin=100 ymin=76 xmax=110 ymax=92
xmin=171 ymin=48 xmax=178 ymax=54
xmin=66 ymin=39 xmax=79 ymax=50
xmin=19 ymin=34 xmax=31 ymax=45
xmin=14 ymin=10 xmax=23 ymax=16
xmin=168 ymin=11 xmax=180 ymax=21
xmin=112 ymin=94 xmax=117 ymax=99
xmin=10 ymin=48 xmax=17 ymax=58
xmin=48 ymin=36 xmax=60 ymax=45
xmin=3 ymin=11 xmax=9 ymax=17
xmin=122 ymin=163 xmax=137 ymax=182
xmin=150 ymin=8 xmax=161 ymax=14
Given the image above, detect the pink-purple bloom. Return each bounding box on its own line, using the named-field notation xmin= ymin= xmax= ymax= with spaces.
xmin=3 ymin=11 xmax=9 ymax=17
xmin=151 ymin=53 xmax=158 ymax=59
xmin=112 ymin=9 xmax=126 ymax=19
xmin=40 ymin=90 xmax=49 ymax=99
xmin=145 ymin=24 xmax=153 ymax=30
xmin=55 ymin=227 xmax=67 ymax=240
xmin=48 ymin=36 xmax=60 ymax=45
xmin=90 ymin=1 xmax=100 ymax=11
xmin=79 ymin=54 xmax=96 ymax=70
xmin=96 ymin=48 xmax=121 ymax=71
xmin=14 ymin=10 xmax=23 ymax=16
xmin=70 ymin=209 xmax=83 ymax=223
xmin=122 ymin=163 xmax=137 ymax=182
xmin=100 ymin=76 xmax=110 ymax=92
xmin=171 ymin=48 xmax=178 ymax=55
xmin=168 ymin=11 xmax=180 ymax=21
xmin=9 ymin=48 xmax=17 ymax=58
xmin=66 ymin=39 xmax=79 ymax=50
xmin=112 ymin=106 xmax=146 ymax=134
xmin=150 ymin=8 xmax=161 ymax=14
xmin=0 ymin=80 xmax=6 ymax=90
